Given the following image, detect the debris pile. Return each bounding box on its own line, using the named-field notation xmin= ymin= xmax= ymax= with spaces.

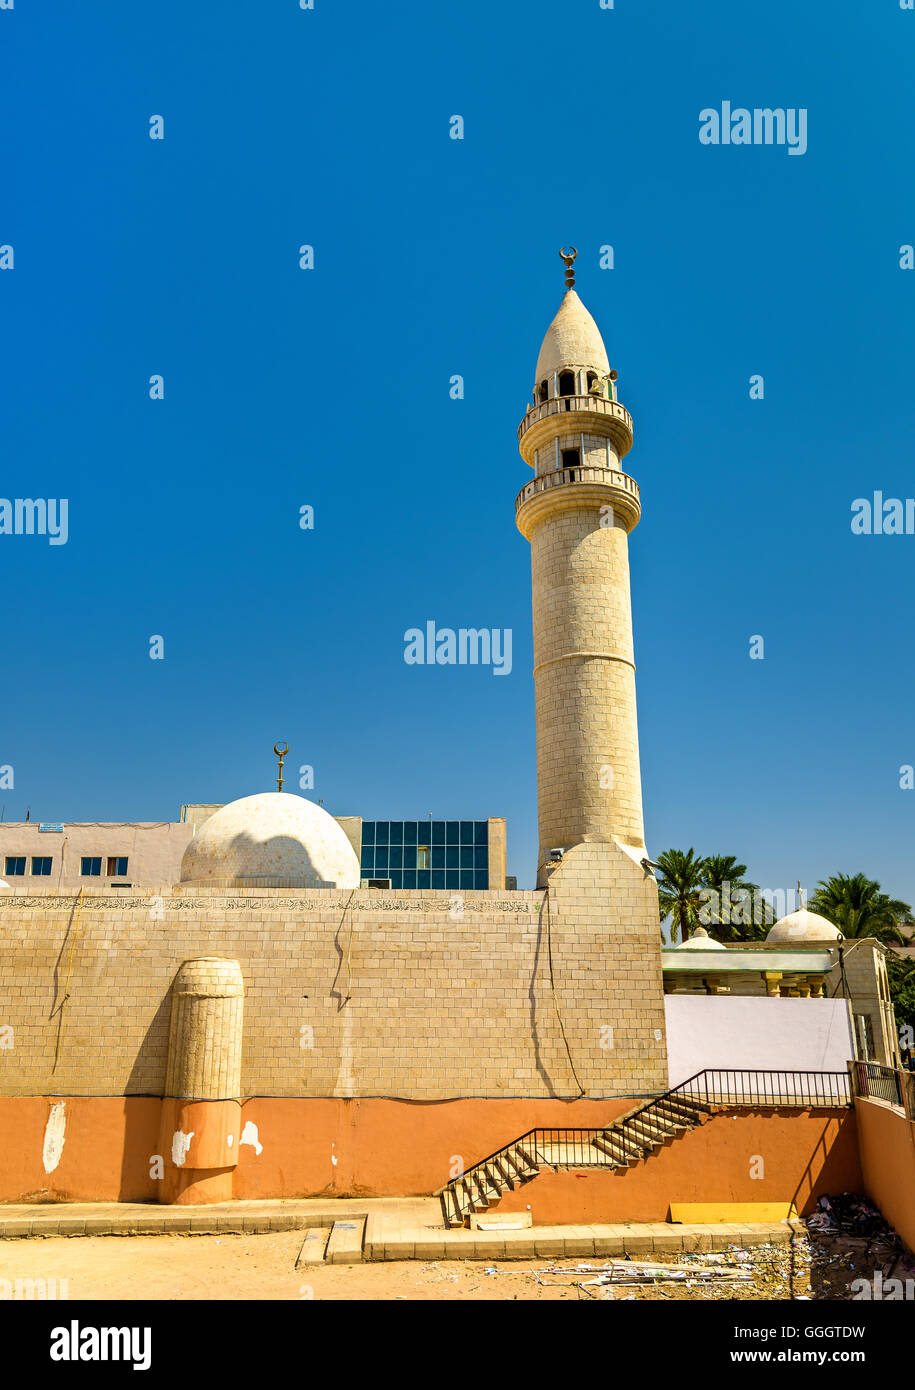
xmin=806 ymin=1193 xmax=891 ymax=1240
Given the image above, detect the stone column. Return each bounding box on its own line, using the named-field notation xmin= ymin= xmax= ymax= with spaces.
xmin=158 ymin=958 xmax=244 ymax=1204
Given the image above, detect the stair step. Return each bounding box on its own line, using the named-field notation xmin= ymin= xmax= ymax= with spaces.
xmin=626 ymin=1118 xmax=668 ymax=1142
xmin=442 ymin=1187 xmax=464 ymax=1228
xmin=492 ymin=1156 xmax=519 ymax=1189
xmin=509 ymin=1147 xmax=539 ymax=1179
xmin=591 ymin=1134 xmax=635 ymax=1165
xmin=325 ymin=1216 xmax=366 ymax=1265
xmin=654 ymin=1100 xmax=707 ymax=1125
xmin=295 ymin=1226 xmax=331 ymax=1267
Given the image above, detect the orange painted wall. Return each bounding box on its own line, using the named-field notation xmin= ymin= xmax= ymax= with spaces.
xmin=492 ymin=1109 xmax=863 ymax=1224
xmin=0 ymin=1098 xmax=863 ymax=1220
xmin=0 ymin=1097 xmax=160 ymax=1203
xmin=855 ymin=1098 xmax=915 ymax=1253
xmin=0 ymin=1095 xmax=636 ymax=1203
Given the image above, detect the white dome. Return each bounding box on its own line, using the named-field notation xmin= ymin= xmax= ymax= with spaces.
xmin=534 ymin=290 xmax=610 ymax=383
xmin=674 ymin=926 xmax=724 ymax=950
xmin=180 ymin=792 xmax=360 ymax=889
xmin=766 ymin=909 xmax=843 ymax=944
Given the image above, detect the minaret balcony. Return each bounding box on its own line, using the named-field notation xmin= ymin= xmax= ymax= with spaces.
xmin=518 ymin=393 xmax=633 ymax=463
xmin=515 ymin=464 xmax=641 ymax=537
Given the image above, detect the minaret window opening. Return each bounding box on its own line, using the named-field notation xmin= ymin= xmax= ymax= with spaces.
xmin=539 ymin=380 xmax=549 ymax=403
xmin=587 ymin=371 xmax=597 ymax=391
xmin=561 ymin=448 xmax=580 ymax=481
xmin=558 ymin=370 xmax=575 ymax=397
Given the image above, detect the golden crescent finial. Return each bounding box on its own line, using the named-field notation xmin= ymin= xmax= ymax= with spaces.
xmin=559 ymin=246 xmax=578 ymax=289
xmin=273 ymin=742 xmax=289 ymax=793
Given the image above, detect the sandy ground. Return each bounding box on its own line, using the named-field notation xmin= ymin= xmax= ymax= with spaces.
xmin=0 ymin=1231 xmax=884 ymax=1301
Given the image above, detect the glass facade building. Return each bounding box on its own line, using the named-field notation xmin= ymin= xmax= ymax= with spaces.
xmin=360 ymin=820 xmax=489 ymax=890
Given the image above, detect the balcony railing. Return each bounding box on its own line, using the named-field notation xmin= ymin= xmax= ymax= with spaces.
xmin=518 ymin=393 xmax=633 ymax=442
xmin=851 ymin=1060 xmax=912 ymax=1113
xmin=515 ymin=464 xmax=640 ymax=514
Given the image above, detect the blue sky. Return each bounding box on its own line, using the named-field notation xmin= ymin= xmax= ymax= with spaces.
xmin=2 ymin=0 xmax=914 ymax=903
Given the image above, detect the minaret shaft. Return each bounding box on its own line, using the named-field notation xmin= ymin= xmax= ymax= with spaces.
xmin=530 ymin=505 xmax=644 ymax=859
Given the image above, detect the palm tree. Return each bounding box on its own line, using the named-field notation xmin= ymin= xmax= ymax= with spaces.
xmin=808 ymin=873 xmax=912 ymax=946
xmin=655 ymin=848 xmax=705 ymax=943
xmin=699 ymin=853 xmax=770 ymax=942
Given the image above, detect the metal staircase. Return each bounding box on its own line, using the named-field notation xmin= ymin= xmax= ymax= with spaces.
xmin=436 ymin=1068 xmax=852 ymax=1228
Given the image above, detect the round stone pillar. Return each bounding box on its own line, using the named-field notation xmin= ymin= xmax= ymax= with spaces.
xmin=158 ymin=958 xmax=244 ymax=1204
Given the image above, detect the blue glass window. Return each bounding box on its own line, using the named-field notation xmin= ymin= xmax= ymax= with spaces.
xmin=474 ymin=846 xmax=488 ymax=869
xmin=389 ymin=846 xmax=403 ymax=869
xmin=401 ymin=870 xmax=417 ymax=889
xmin=446 ymin=847 xmax=459 ymax=868
xmin=445 ymin=869 xmax=460 ymax=889
xmin=362 ymin=821 xmax=375 ymax=845
xmin=375 ymin=822 xmax=389 ymax=845
xmin=388 ymin=870 xmax=402 ymax=889
xmin=388 ymin=822 xmax=404 ymax=845
xmin=475 ymin=821 xmax=488 ymax=845
xmin=431 ymin=821 xmax=445 ymax=844
xmin=431 ymin=870 xmax=445 ymax=889
xmin=460 ymin=869 xmax=475 ymax=888
xmin=460 ymin=821 xmax=474 ymax=844
xmin=403 ymin=847 xmax=417 ymax=870
xmin=403 ymin=822 xmax=417 ymax=845
xmin=446 ymin=821 xmax=459 ymax=845
xmin=31 ymin=857 xmax=53 ymax=876
xmin=5 ymin=856 xmax=25 ymax=876
xmin=431 ymin=846 xmax=445 ymax=869
xmin=417 ymin=870 xmax=431 ymax=889
xmin=374 ymin=848 xmax=388 ymax=871
xmin=361 ymin=848 xmax=375 ymax=871
xmin=460 ymin=846 xmax=475 ymax=869
xmin=474 ymin=869 xmax=488 ymax=890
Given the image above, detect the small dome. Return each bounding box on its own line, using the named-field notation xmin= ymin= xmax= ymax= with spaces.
xmin=534 ymin=290 xmax=610 ymax=383
xmin=180 ymin=792 xmax=360 ymax=889
xmin=674 ymin=926 xmax=724 ymax=950
xmin=766 ymin=909 xmax=843 ymax=944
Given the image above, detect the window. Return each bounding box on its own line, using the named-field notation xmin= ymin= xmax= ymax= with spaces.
xmin=81 ymin=857 xmax=102 ymax=877
xmin=107 ymin=856 xmax=128 ymax=877
xmin=587 ymin=371 xmax=598 ymax=391
xmin=359 ymin=820 xmax=490 ymax=888
xmin=561 ymin=449 xmax=580 ymax=472
xmin=558 ymin=371 xmax=575 ymax=397
xmin=4 ymin=856 xmax=25 ymax=876
xmin=538 ymin=380 xmax=548 ymax=402
xmin=31 ymin=857 xmax=52 ymax=876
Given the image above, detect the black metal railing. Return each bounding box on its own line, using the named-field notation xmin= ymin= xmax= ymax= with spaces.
xmin=852 ymin=1061 xmax=905 ymax=1109
xmin=438 ymin=1068 xmax=852 ymax=1223
xmin=673 ymin=1068 xmax=851 ymax=1109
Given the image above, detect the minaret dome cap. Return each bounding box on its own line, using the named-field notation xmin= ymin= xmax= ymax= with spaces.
xmin=534 ymin=289 xmax=611 ymax=383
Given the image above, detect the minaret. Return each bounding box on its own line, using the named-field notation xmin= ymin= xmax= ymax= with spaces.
xmin=516 ymin=250 xmax=645 ymax=883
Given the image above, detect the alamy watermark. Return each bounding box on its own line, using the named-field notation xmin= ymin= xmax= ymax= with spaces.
xmin=699 ymin=102 xmax=807 ymax=157
xmin=404 ymin=622 xmax=512 ymax=676
xmin=0 ymin=498 xmax=68 ymax=545
xmin=851 ymin=492 xmax=915 ymax=534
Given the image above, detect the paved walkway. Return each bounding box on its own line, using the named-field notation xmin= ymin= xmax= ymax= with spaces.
xmin=0 ymin=1199 xmax=801 ymax=1261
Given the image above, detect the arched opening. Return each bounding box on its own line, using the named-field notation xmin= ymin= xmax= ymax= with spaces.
xmin=587 ymin=371 xmax=598 ymax=391
xmin=558 ymin=371 xmax=575 ymax=397
xmin=539 ymin=379 xmax=549 ymax=403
